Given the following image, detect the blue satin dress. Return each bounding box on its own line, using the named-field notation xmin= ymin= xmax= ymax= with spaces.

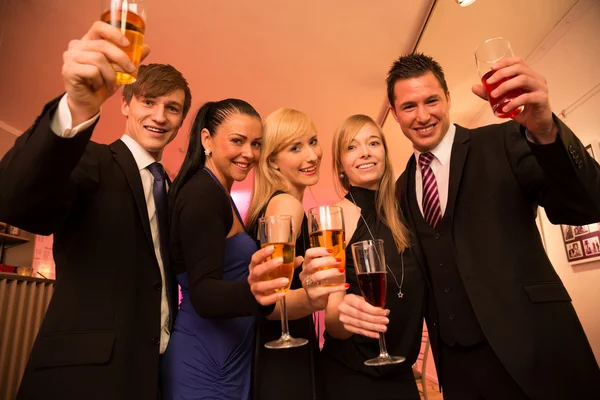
xmin=161 ymin=169 xmax=258 ymax=399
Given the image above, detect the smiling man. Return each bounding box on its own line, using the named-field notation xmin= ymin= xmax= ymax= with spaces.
xmin=0 ymin=22 xmax=191 ymax=399
xmin=335 ymin=52 xmax=600 ymax=400
xmin=386 ymin=53 xmax=600 ymax=399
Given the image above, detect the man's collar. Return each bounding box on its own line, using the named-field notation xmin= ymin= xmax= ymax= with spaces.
xmin=120 ymin=134 xmax=159 ymax=171
xmin=413 ymin=123 xmax=456 ymax=166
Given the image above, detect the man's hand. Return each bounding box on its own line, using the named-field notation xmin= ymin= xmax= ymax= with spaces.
xmin=472 ymin=57 xmax=557 ymax=144
xmin=62 ymin=21 xmax=150 ymax=126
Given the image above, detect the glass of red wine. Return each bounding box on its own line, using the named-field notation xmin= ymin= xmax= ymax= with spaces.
xmin=475 ymin=37 xmax=524 ymax=119
xmin=350 ymin=239 xmax=405 ymax=366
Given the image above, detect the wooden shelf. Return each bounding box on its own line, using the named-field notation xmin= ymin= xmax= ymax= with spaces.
xmin=0 ymin=232 xmax=30 ymax=247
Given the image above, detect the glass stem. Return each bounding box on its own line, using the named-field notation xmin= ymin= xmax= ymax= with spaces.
xmin=279 ymin=294 xmax=291 ymax=340
xmin=378 ymin=332 xmax=391 ymax=358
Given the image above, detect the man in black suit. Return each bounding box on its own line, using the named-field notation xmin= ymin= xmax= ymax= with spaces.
xmin=0 ymin=22 xmax=191 ymax=399
xmin=337 ymin=53 xmax=600 ymax=399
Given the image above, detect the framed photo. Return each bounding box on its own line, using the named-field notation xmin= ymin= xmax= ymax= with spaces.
xmin=562 ymin=140 xmax=600 ymax=265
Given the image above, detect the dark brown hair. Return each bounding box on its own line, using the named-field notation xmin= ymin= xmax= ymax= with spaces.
xmin=386 ymin=53 xmax=448 ymax=109
xmin=122 ymin=63 xmax=192 ymax=119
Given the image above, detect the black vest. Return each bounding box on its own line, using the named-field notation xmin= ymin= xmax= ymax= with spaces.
xmin=408 ymin=166 xmax=485 ymax=347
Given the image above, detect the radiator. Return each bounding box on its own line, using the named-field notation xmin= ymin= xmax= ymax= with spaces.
xmin=0 ymin=276 xmax=54 ymax=400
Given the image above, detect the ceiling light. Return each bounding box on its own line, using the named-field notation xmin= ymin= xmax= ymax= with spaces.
xmin=456 ymin=0 xmax=477 ymax=6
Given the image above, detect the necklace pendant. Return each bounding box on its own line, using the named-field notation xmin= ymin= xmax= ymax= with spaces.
xmin=398 ymin=291 xmax=404 ymax=299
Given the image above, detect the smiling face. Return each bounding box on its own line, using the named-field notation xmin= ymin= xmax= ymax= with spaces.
xmin=390 ymin=71 xmax=451 ymax=152
xmin=202 ymin=113 xmax=263 ymax=189
xmin=340 ymin=123 xmax=386 ymax=190
xmin=121 ymin=90 xmax=186 ymax=160
xmin=270 ymin=132 xmax=322 ymax=195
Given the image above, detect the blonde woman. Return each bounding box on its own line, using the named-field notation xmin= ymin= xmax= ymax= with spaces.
xmin=247 ymin=108 xmax=346 ymax=400
xmin=321 ymin=115 xmax=426 ymax=400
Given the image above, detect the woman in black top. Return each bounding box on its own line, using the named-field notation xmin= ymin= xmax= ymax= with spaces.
xmin=320 ymin=114 xmax=426 ymax=399
xmin=246 ymin=108 xmax=346 ymax=400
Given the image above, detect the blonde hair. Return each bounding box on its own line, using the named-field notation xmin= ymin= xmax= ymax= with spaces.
xmin=246 ymin=108 xmax=318 ymax=229
xmin=332 ymin=115 xmax=410 ymax=251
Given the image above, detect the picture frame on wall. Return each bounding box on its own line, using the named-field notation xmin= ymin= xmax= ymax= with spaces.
xmin=561 ymin=140 xmax=600 ymax=266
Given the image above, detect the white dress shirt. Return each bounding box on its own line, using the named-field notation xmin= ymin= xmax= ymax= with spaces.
xmin=51 ymin=94 xmax=171 ymax=353
xmin=413 ymin=123 xmax=456 ymax=218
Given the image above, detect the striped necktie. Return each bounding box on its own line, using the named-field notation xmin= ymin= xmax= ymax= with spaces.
xmin=418 ymin=152 xmax=442 ymax=229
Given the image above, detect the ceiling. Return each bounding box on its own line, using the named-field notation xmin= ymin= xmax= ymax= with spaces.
xmin=0 ymin=0 xmax=581 ymax=205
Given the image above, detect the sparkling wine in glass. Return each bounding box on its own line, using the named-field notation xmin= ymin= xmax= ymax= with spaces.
xmin=101 ymin=0 xmax=147 ymax=85
xmin=351 ymin=239 xmax=405 ymax=366
xmin=475 ymin=37 xmax=524 ymax=118
xmin=307 ymin=206 xmax=346 ymax=286
xmin=258 ymin=215 xmax=308 ymax=349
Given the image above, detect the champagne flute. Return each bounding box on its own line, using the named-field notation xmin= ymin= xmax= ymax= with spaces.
xmin=258 ymin=215 xmax=308 ymax=349
xmin=475 ymin=37 xmax=524 ymax=118
xmin=351 ymin=239 xmax=405 ymax=366
xmin=307 ymin=206 xmax=346 ymax=286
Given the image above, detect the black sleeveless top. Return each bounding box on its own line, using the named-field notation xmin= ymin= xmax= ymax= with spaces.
xmin=248 ymin=191 xmax=322 ymax=400
xmin=321 ymin=187 xmax=426 ymax=385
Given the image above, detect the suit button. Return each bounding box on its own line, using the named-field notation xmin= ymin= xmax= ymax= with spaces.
xmin=439 ymin=263 xmax=444 ymax=267
xmin=153 ymin=281 xmax=162 ymax=291
xmin=435 ymin=233 xmax=441 ymax=240
xmin=445 ymin=287 xmax=452 ymax=293
xmin=568 ymin=145 xmax=575 ymax=154
xmin=449 ymin=313 xmax=456 ymax=320
xmin=151 ymin=336 xmax=160 ymax=346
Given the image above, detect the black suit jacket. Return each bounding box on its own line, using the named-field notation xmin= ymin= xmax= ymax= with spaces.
xmin=0 ymin=97 xmax=176 ymax=400
xmin=396 ymin=118 xmax=600 ymax=400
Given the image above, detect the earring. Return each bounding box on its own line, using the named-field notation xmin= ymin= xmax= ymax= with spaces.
xmin=339 ymin=173 xmax=345 ymax=179
xmin=204 ymin=149 xmax=211 ymax=156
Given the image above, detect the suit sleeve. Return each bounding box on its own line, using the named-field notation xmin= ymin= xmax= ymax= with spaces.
xmin=506 ymin=115 xmax=600 ymax=225
xmin=173 ymin=178 xmax=262 ymax=318
xmin=0 ymin=96 xmax=100 ymax=234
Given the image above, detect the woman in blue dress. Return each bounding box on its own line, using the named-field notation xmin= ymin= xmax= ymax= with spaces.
xmin=162 ymin=99 xmax=281 ymax=399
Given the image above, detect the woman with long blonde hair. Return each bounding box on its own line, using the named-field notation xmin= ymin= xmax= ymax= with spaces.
xmin=247 ymin=108 xmax=346 ymax=400
xmin=319 ymin=114 xmax=426 ymax=399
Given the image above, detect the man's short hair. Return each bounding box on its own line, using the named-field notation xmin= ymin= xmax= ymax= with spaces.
xmin=386 ymin=53 xmax=449 ymax=108
xmin=122 ymin=64 xmax=192 ymax=119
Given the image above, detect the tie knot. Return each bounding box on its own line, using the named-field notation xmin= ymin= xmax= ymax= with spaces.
xmin=147 ymin=162 xmax=165 ymax=181
xmin=419 ymin=152 xmax=435 ymax=168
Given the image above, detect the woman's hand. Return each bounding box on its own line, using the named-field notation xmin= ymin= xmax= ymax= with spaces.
xmin=299 ymin=247 xmax=348 ymax=311
xmin=337 ymin=293 xmax=389 ymax=339
xmin=248 ymin=245 xmax=299 ymax=306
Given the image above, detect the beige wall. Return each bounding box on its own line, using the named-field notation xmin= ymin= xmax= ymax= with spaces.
xmin=468 ymin=2 xmax=600 ymax=364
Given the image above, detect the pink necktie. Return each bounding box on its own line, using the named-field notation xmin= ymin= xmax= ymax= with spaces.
xmin=419 ymin=152 xmax=442 ymax=229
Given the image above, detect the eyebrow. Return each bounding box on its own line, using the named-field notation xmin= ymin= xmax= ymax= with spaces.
xmin=350 ymin=135 xmax=381 ymax=143
xmin=165 ymin=101 xmax=183 ymax=108
xmin=230 ymin=133 xmax=263 ymax=141
xmin=141 ymin=96 xmax=183 ymax=109
xmin=399 ymin=94 xmax=440 ymax=108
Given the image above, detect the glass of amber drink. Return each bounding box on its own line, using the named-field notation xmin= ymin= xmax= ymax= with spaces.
xmin=308 ymin=206 xmax=346 ymax=285
xmin=258 ymin=215 xmax=308 ymax=349
xmin=101 ymin=0 xmax=147 ymax=85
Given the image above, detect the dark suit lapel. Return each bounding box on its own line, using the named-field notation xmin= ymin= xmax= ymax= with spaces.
xmin=446 ymin=125 xmax=471 ymax=218
xmin=399 ymin=156 xmax=431 ymax=284
xmin=110 ymin=139 xmax=154 ymax=251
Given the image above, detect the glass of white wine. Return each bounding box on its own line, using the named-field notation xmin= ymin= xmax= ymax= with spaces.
xmin=258 ymin=215 xmax=308 ymax=349
xmin=307 ymin=206 xmax=346 ymax=286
